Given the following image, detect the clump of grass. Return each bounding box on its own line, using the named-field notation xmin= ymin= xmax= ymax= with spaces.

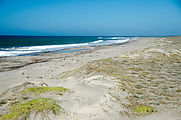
xmin=135 ymin=105 xmax=156 ymax=115
xmin=0 ymin=98 xmax=62 ymax=120
xmin=22 ymin=86 xmax=69 ymax=95
xmin=0 ymin=99 xmax=7 ymax=106
xmin=97 ymin=58 xmax=113 ymax=62
xmin=135 ymin=84 xmax=143 ymax=89
xmin=176 ymin=89 xmax=181 ymax=92
xmin=121 ymin=56 xmax=129 ymax=59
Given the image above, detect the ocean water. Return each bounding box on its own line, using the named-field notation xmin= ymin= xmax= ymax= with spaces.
xmin=0 ymin=36 xmax=134 ymax=57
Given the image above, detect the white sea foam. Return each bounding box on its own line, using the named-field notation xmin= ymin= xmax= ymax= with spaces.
xmin=90 ymin=40 xmax=103 ymax=44
xmin=0 ymin=37 xmax=132 ymax=57
xmin=102 ymin=38 xmax=130 ymax=44
xmin=111 ymin=37 xmax=121 ymax=39
xmin=0 ymin=50 xmax=41 ymax=57
xmin=3 ymin=43 xmax=89 ymax=51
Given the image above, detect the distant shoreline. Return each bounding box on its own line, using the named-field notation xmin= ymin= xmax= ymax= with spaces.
xmin=0 ymin=37 xmax=133 ymax=72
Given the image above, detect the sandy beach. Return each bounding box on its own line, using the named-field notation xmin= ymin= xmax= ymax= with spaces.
xmin=0 ymin=37 xmax=181 ymax=120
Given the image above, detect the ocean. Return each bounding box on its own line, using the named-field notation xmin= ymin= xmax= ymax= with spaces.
xmin=0 ymin=36 xmax=134 ymax=57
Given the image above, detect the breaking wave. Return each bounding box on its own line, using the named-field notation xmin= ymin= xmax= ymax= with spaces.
xmin=0 ymin=37 xmax=134 ymax=57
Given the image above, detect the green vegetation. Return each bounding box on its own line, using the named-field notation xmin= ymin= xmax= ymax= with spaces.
xmin=22 ymin=86 xmax=69 ymax=95
xmin=135 ymin=84 xmax=143 ymax=89
xmin=135 ymin=105 xmax=155 ymax=114
xmin=0 ymin=98 xmax=62 ymax=120
xmin=176 ymin=89 xmax=181 ymax=92
xmin=0 ymin=99 xmax=7 ymax=106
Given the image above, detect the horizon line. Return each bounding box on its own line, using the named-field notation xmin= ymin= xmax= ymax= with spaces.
xmin=0 ymin=35 xmax=180 ymax=37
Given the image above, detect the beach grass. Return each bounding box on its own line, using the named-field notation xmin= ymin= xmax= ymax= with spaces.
xmin=135 ymin=105 xmax=155 ymax=114
xmin=0 ymin=98 xmax=62 ymax=120
xmin=21 ymin=86 xmax=69 ymax=95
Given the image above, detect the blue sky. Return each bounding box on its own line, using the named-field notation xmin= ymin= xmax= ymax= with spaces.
xmin=0 ymin=0 xmax=181 ymax=36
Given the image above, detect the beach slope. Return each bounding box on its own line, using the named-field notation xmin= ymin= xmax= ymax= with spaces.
xmin=0 ymin=37 xmax=181 ymax=120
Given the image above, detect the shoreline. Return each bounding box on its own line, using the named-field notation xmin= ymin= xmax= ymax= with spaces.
xmin=0 ymin=37 xmax=160 ymax=90
xmin=0 ymin=37 xmax=154 ymax=91
xmin=0 ymin=38 xmax=135 ymax=72
xmin=0 ymin=36 xmax=180 ymax=120
xmin=0 ymin=36 xmax=133 ymax=58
